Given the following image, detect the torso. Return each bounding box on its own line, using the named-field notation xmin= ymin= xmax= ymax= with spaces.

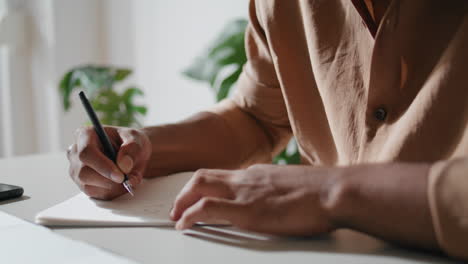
xmin=255 ymin=0 xmax=468 ymax=165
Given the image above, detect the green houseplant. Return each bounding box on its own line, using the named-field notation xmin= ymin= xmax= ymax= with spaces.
xmin=59 ymin=65 xmax=147 ymax=127
xmin=183 ymin=19 xmax=300 ymax=164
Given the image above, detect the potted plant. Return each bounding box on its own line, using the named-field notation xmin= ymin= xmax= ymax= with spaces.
xmin=58 ymin=66 xmax=147 ymax=127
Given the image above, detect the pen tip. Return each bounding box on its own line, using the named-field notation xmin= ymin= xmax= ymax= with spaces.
xmin=123 ymin=181 xmax=134 ymax=196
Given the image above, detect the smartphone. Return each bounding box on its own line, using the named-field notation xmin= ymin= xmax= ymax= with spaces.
xmin=0 ymin=184 xmax=24 ymax=201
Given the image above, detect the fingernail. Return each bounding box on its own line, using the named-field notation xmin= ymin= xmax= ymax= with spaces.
xmin=110 ymin=171 xmax=125 ymax=183
xmin=175 ymin=221 xmax=183 ymax=230
xmin=119 ymin=155 xmax=134 ymax=174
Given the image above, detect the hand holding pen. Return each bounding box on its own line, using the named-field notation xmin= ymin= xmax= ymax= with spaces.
xmin=66 ymin=91 xmax=152 ymax=200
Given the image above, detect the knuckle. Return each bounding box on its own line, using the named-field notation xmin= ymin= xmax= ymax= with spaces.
xmin=121 ymin=129 xmax=146 ymax=148
xmin=193 ymin=169 xmax=209 ymax=178
xmin=76 ymin=126 xmax=93 ymax=138
xmin=192 ymin=172 xmax=208 ymax=187
xmin=121 ymin=128 xmax=138 ymax=139
xmin=128 ymin=129 xmax=140 ymax=137
xmin=76 ymin=167 xmax=90 ymax=183
xmin=172 ymin=197 xmax=182 ymax=210
xmin=199 ymin=198 xmax=215 ymax=210
xmin=82 ymin=185 xmax=98 ymax=198
xmin=123 ymin=141 xmax=140 ymax=153
xmin=179 ymin=214 xmax=190 ymax=224
xmin=77 ymin=145 xmax=95 ymax=162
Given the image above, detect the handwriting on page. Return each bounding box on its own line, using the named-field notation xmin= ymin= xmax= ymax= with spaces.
xmin=91 ymin=173 xmax=192 ymax=221
xmin=125 ymin=200 xmax=169 ymax=216
xmin=35 ymin=172 xmax=193 ymax=226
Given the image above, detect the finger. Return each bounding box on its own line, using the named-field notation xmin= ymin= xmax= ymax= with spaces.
xmin=116 ymin=129 xmax=143 ymax=174
xmin=67 ymin=144 xmax=79 ymax=181
xmin=77 ymin=166 xmax=116 ymax=189
xmin=175 ymin=197 xmax=241 ymax=230
xmin=128 ymin=171 xmax=143 ymax=186
xmin=75 ymin=127 xmax=125 ymax=183
xmin=82 ymin=185 xmax=118 ymax=200
xmin=171 ymin=169 xmax=234 ymax=221
xmin=78 ymin=144 xmax=125 ymax=183
xmin=67 ymin=143 xmax=76 ymax=161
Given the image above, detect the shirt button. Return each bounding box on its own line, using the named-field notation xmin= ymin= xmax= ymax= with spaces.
xmin=374 ymin=107 xmax=387 ymax=121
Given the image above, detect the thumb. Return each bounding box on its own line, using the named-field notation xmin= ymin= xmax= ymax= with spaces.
xmin=116 ymin=135 xmax=141 ymax=174
xmin=118 ymin=154 xmax=134 ymax=174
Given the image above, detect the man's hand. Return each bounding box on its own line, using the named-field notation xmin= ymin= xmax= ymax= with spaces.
xmin=67 ymin=126 xmax=152 ymax=200
xmin=171 ymin=164 xmax=340 ymax=236
xmin=170 ymin=162 xmax=438 ymax=252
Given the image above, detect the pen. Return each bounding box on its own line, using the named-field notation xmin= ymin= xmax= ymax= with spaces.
xmin=78 ymin=91 xmax=135 ymax=196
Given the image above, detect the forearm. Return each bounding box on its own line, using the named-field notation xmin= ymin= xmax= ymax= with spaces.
xmin=141 ymin=106 xmax=285 ymax=178
xmin=141 ymin=112 xmax=244 ymax=177
xmin=328 ymin=162 xmax=439 ymax=250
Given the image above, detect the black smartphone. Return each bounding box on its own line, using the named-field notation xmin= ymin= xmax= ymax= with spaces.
xmin=0 ymin=184 xmax=24 ymax=201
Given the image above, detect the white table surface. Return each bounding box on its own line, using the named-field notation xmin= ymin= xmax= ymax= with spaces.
xmin=0 ymin=153 xmax=460 ymax=264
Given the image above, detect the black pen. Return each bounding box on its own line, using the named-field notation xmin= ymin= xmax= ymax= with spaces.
xmin=78 ymin=91 xmax=135 ymax=196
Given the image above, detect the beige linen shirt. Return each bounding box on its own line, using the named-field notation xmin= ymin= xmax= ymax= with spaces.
xmin=210 ymin=0 xmax=468 ymax=259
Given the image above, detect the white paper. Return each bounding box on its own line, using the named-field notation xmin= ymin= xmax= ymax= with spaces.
xmin=36 ymin=172 xmax=192 ymax=227
xmin=0 ymin=211 xmax=139 ymax=264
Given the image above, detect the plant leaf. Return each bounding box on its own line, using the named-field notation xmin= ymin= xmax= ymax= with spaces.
xmin=58 ymin=65 xmax=135 ymax=111
xmin=122 ymin=87 xmax=144 ymax=105
xmin=59 ymin=71 xmax=74 ymax=111
xmin=114 ymin=69 xmax=132 ymax=82
xmin=216 ymin=68 xmax=242 ymax=102
xmin=132 ymin=106 xmax=148 ymax=115
xmin=182 ymin=19 xmax=248 ymax=87
xmin=273 ymin=139 xmax=301 ymax=165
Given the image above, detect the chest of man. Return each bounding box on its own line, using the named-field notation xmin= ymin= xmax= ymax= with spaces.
xmin=255 ymin=0 xmax=468 ymax=165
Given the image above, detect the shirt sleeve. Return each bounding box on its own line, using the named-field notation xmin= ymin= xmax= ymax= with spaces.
xmin=207 ymin=0 xmax=291 ymax=166
xmin=428 ymin=157 xmax=468 ymax=260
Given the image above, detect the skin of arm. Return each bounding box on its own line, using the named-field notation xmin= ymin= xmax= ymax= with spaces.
xmin=68 ymin=101 xmax=439 ymax=252
xmin=171 ymin=162 xmax=439 ymax=252
xmin=68 ymin=106 xmax=441 ymax=255
xmin=141 ymin=111 xmax=257 ymax=178
xmin=67 ymin=109 xmax=277 ymax=200
xmin=328 ymin=162 xmax=438 ymax=250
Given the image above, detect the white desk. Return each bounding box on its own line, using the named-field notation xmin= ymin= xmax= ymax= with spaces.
xmin=0 ymin=153 xmax=459 ymax=264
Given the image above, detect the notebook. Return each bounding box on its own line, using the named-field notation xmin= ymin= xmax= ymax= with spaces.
xmin=36 ymin=172 xmax=193 ymax=227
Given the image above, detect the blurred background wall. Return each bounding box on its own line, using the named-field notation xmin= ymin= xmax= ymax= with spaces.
xmin=0 ymin=0 xmax=249 ymax=158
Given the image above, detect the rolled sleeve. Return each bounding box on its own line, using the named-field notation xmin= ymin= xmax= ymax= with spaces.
xmin=428 ymin=157 xmax=468 ymax=260
xmin=207 ymin=0 xmax=291 ymax=166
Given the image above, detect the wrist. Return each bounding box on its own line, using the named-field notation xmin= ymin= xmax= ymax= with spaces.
xmin=320 ymin=166 xmax=358 ymax=230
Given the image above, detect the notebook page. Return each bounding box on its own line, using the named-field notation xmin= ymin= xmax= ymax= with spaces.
xmin=36 ymin=172 xmax=193 ymax=227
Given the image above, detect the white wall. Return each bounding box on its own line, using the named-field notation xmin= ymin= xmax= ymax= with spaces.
xmin=1 ymin=0 xmax=249 ymax=156
xmin=132 ymin=1 xmax=249 ymax=125
xmin=104 ymin=0 xmax=250 ymax=125
xmin=59 ymin=0 xmax=249 ymax=148
xmin=54 ymin=0 xmax=108 ymax=149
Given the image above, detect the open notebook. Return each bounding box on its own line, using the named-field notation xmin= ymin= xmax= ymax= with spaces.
xmin=36 ymin=172 xmax=193 ymax=227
